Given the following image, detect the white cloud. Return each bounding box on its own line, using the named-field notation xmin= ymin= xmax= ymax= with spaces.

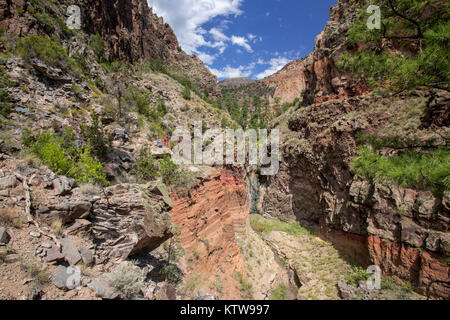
xmin=210 ymin=64 xmax=255 ymax=78
xmin=210 ymin=27 xmax=229 ymax=42
xmin=255 ymin=57 xmax=291 ymax=80
xmin=148 ymin=0 xmax=244 ymax=64
xmin=231 ymin=36 xmax=253 ymax=52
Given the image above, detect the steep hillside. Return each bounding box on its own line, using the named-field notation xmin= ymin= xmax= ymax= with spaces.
xmin=0 ymin=0 xmax=220 ymax=97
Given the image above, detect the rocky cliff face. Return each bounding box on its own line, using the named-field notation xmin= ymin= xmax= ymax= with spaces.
xmin=259 ymin=0 xmax=364 ymax=105
xmin=261 ymin=89 xmax=450 ymax=299
xmin=0 ymin=0 xmax=220 ymax=97
xmin=169 ymin=169 xmax=250 ymax=299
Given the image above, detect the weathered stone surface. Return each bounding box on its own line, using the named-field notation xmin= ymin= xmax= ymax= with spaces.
xmin=88 ymin=279 xmax=118 ymax=300
xmin=30 ymin=59 xmax=72 ymax=82
xmin=44 ymin=246 xmax=65 ymax=263
xmin=79 ymin=246 xmax=94 ymax=266
xmin=400 ymin=219 xmax=426 ymax=248
xmin=29 ymin=231 xmax=41 ymax=238
xmin=60 ymin=238 xmax=82 ymax=266
xmin=46 ymin=201 xmax=92 ymax=224
xmin=151 ymin=183 xmax=173 ymax=208
xmin=337 ymin=280 xmax=357 ymax=300
xmin=53 ymin=176 xmax=76 ymax=196
xmin=349 ymin=179 xmax=371 ymax=204
xmin=51 ymin=266 xmax=81 ymax=290
xmin=4 ymin=254 xmax=20 ymax=263
xmin=91 ymin=183 xmax=173 ymax=261
xmin=66 ymin=219 xmax=92 ymax=235
xmin=0 ymin=227 xmax=10 ymax=244
xmin=0 ymin=175 xmax=17 ymax=189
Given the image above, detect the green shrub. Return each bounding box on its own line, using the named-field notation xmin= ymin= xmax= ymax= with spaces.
xmin=123 ymin=85 xmax=151 ymax=117
xmin=80 ymin=113 xmax=111 ymax=159
xmin=351 ymin=146 xmax=450 ymax=192
xmin=16 ymin=35 xmax=74 ymax=71
xmin=74 ymin=142 xmax=107 ymax=185
xmin=91 ymin=33 xmax=105 ymax=61
xmin=34 ymin=12 xmax=55 ymax=33
xmin=234 ymin=272 xmax=253 ymax=299
xmin=270 ymin=285 xmax=288 ymax=300
xmin=0 ymin=89 xmax=12 ymax=117
xmin=156 ymin=100 xmax=167 ymax=116
xmin=346 ymin=265 xmax=370 ymax=287
xmin=160 ymin=265 xmax=181 ymax=284
xmin=32 ymin=132 xmax=75 ymax=176
xmin=159 ymin=156 xmax=180 ymax=186
xmin=339 ymin=0 xmax=449 ymax=91
xmin=182 ymin=85 xmax=191 ymax=100
xmin=108 ymin=262 xmax=144 ymax=300
xmin=136 ymin=147 xmax=158 ymax=182
xmin=31 ymin=130 xmax=107 ymax=185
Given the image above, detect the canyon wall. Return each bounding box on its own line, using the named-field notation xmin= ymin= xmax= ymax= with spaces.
xmin=169 ymin=170 xmax=250 ymax=299
xmin=261 ymin=89 xmax=450 ymax=299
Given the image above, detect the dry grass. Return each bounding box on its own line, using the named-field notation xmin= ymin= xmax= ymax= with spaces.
xmin=0 ymin=207 xmax=22 ymax=228
xmin=20 ymin=256 xmax=50 ymax=286
xmin=49 ymin=218 xmax=64 ymax=236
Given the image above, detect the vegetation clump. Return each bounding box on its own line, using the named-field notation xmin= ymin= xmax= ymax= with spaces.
xmin=351 ymin=133 xmax=450 ymax=193
xmin=16 ymin=35 xmax=75 ymax=72
xmin=250 ymin=215 xmax=309 ymax=236
xmin=25 ymin=128 xmax=107 ymax=185
xmin=270 ymin=284 xmax=288 ymax=300
xmin=338 ymin=0 xmax=449 ymax=91
xmin=136 ymin=150 xmax=194 ymax=188
xmin=108 ymin=262 xmax=145 ymax=300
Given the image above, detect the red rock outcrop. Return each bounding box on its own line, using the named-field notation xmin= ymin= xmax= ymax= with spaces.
xmin=244 ymin=0 xmax=365 ymax=105
xmin=368 ymin=236 xmax=449 ymax=299
xmin=169 ymin=170 xmax=250 ymax=299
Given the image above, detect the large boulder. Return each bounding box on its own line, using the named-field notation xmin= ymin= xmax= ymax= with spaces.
xmin=91 ymin=183 xmax=174 ymax=261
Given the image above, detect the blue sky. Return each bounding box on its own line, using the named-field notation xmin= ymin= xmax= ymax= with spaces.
xmin=148 ymin=0 xmax=337 ymax=80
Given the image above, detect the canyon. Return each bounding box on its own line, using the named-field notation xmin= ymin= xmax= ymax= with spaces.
xmin=0 ymin=0 xmax=448 ymax=301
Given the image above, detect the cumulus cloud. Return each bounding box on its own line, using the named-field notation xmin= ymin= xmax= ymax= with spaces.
xmin=148 ymin=0 xmax=246 ymax=64
xmin=231 ymin=35 xmax=253 ymax=52
xmin=255 ymin=57 xmax=291 ymax=80
xmin=209 ymin=64 xmax=255 ymax=78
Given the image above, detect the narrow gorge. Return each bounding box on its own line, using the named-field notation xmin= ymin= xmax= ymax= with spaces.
xmin=0 ymin=0 xmax=448 ymax=301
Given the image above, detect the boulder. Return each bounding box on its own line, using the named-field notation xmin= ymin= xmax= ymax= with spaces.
xmin=0 ymin=227 xmax=10 ymax=244
xmin=150 ymin=183 xmax=173 ymax=208
xmin=31 ymin=59 xmax=72 ymax=82
xmin=60 ymin=238 xmax=82 ymax=266
xmin=0 ymin=175 xmax=17 ymax=189
xmin=29 ymin=231 xmax=41 ymax=238
xmin=66 ymin=219 xmax=92 ymax=235
xmin=44 ymin=244 xmax=65 ymax=263
xmin=47 ymin=201 xmax=92 ymax=224
xmin=51 ymin=266 xmax=81 ymax=290
xmin=4 ymin=254 xmax=20 ymax=263
xmin=79 ymin=246 xmax=94 ymax=266
xmin=53 ymin=176 xmax=76 ymax=195
xmin=91 ymin=183 xmax=173 ymax=261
